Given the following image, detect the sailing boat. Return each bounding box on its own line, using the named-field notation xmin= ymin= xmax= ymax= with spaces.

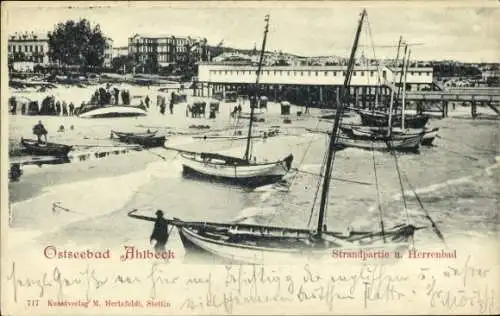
xmin=349 ymin=44 xmax=438 ymax=146
xmin=179 ymin=15 xmax=294 ymax=187
xmin=129 ymin=10 xmax=430 ymax=264
xmin=357 ymin=37 xmax=429 ymax=129
xmin=338 ymin=39 xmax=424 ymax=152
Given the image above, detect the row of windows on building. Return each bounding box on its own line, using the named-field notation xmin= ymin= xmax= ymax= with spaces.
xmin=210 ymin=69 xmax=432 ymax=77
xmin=8 ymin=44 xmax=45 ymax=53
xmin=9 ymin=55 xmax=46 ymax=63
xmin=130 ymin=38 xmax=195 ymax=45
xmin=130 ymin=46 xmax=192 ymax=53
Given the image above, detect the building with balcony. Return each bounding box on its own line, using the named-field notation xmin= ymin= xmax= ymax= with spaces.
xmin=8 ymin=32 xmax=49 ymax=66
xmin=128 ymin=33 xmax=208 ymax=71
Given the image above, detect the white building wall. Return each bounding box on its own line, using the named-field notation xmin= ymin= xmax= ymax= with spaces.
xmin=8 ymin=39 xmax=49 ymax=64
xmin=198 ymin=63 xmax=433 ymax=86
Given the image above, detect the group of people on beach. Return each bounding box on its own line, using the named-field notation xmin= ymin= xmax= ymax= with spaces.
xmin=156 ymin=92 xmax=175 ymax=115
xmin=89 ymin=84 xmax=131 ymax=107
xmin=40 ymin=96 xmax=76 ymax=116
xmin=9 ymin=95 xmax=79 ymax=116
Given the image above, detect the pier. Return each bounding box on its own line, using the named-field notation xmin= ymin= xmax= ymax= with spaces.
xmin=383 ymin=83 xmax=500 ymax=118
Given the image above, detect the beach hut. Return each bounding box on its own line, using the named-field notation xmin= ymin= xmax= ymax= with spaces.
xmin=191 ymin=101 xmax=207 ymax=118
xmin=280 ymin=101 xmax=291 ymax=115
xmin=209 ymin=100 xmax=220 ymax=113
xmin=259 ymin=96 xmax=268 ymax=110
xmin=11 ymin=96 xmax=35 ymax=115
xmin=172 ymin=92 xmax=187 ymax=104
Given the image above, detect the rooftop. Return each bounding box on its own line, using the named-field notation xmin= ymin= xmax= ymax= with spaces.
xmin=129 ymin=33 xmax=206 ymax=41
xmin=9 ymin=32 xmax=48 ymax=41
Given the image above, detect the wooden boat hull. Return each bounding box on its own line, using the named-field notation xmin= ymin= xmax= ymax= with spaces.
xmin=111 ymin=130 xmax=166 ymax=148
xmin=348 ymin=126 xmax=439 ymax=146
xmin=338 ymin=127 xmax=423 ymax=152
xmin=180 ymin=153 xmax=293 ymax=187
xmin=20 ymin=138 xmax=72 ymax=157
xmin=78 ymin=106 xmax=147 ymax=118
xmin=175 ymin=221 xmax=416 ymax=264
xmin=359 ymin=111 xmax=429 ymax=129
xmin=112 ymin=130 xmax=157 ymax=137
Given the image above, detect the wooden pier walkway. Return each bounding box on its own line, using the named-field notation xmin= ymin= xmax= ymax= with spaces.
xmin=381 ymin=80 xmax=500 ymax=118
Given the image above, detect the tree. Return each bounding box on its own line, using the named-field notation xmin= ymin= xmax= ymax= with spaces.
xmin=111 ymin=55 xmax=134 ymax=73
xmin=47 ymin=19 xmax=106 ymax=70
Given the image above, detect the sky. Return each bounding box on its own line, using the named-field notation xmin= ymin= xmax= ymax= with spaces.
xmin=3 ymin=1 xmax=499 ymax=63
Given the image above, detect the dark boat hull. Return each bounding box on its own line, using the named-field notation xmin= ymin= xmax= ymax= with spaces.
xmin=359 ymin=111 xmax=430 ymax=128
xmin=338 ymin=127 xmax=423 ymax=153
xmin=112 ymin=131 xmax=166 ymax=148
xmin=20 ymin=139 xmax=72 ymax=157
xmin=182 ymin=165 xmax=285 ymax=187
xmin=348 ymin=126 xmax=439 ymax=147
xmin=117 ymin=135 xmax=166 ymax=148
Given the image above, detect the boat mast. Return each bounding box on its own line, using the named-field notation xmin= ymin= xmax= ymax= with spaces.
xmin=396 ymin=44 xmax=408 ymax=115
xmin=394 ymin=36 xmax=402 ymax=68
xmin=243 ymin=15 xmax=270 ymax=161
xmin=316 ymin=9 xmax=366 ymax=235
xmin=392 ymin=36 xmax=403 ymax=114
xmin=401 ymin=49 xmax=411 ymax=130
xmin=386 ymin=36 xmax=402 ymax=137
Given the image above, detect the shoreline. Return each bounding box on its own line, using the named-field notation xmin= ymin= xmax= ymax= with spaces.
xmin=8 ymin=150 xmax=162 ymax=204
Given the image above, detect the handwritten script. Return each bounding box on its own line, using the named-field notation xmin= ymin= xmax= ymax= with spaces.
xmin=4 ymin=257 xmax=496 ymax=314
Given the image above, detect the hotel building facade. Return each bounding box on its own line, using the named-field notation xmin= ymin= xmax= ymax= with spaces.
xmin=8 ymin=32 xmax=50 ymax=65
xmin=128 ymin=33 xmax=208 ymax=68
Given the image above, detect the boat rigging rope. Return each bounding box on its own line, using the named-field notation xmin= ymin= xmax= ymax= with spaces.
xmin=400 ymin=170 xmax=447 ymax=246
xmin=310 ymin=101 xmax=347 ymax=229
xmin=390 ymin=149 xmax=410 ymax=225
xmin=307 ymin=141 xmax=330 ymax=227
xmin=370 ymin=142 xmax=386 ymax=242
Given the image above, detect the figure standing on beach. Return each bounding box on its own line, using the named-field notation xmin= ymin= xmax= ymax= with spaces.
xmin=105 ymin=90 xmax=112 ymax=105
xmin=145 ymin=95 xmax=150 ymax=108
xmin=69 ymin=102 xmax=75 ymax=116
xmin=62 ymin=102 xmax=68 ymax=116
xmin=9 ymin=96 xmax=17 ymax=115
xmin=150 ymin=210 xmax=170 ymax=253
xmin=33 ymin=120 xmax=48 ymax=144
xmin=169 ymin=96 xmax=174 ymax=114
xmin=113 ymin=88 xmax=120 ymax=105
xmin=55 ymin=101 xmax=61 ymax=116
xmin=160 ymin=100 xmax=166 ymax=115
